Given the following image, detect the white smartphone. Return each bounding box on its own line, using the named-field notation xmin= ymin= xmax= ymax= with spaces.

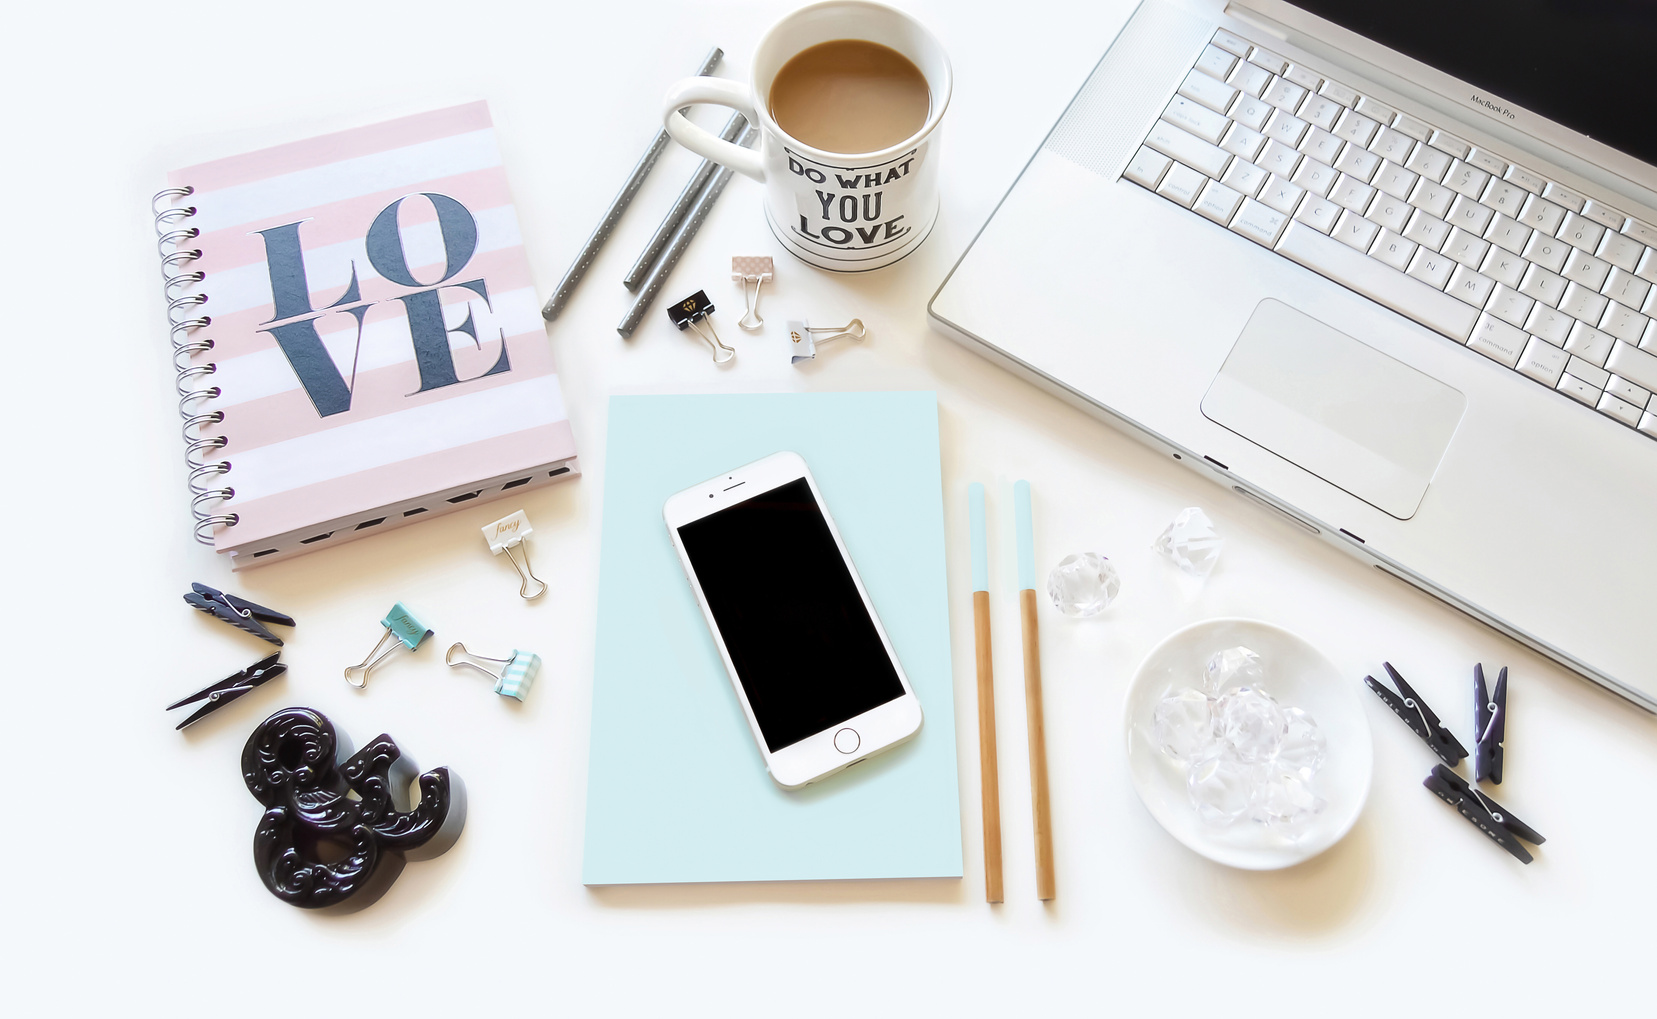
xmin=664 ymin=451 xmax=924 ymax=789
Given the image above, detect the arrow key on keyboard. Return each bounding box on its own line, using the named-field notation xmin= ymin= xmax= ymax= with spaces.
xmin=1607 ymin=374 xmax=1651 ymax=406
xmin=1598 ymin=391 xmax=1643 ymax=426
xmin=1557 ymin=372 xmax=1601 ymax=406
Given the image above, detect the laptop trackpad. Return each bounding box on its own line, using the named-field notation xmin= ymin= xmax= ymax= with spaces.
xmin=1201 ymin=300 xmax=1466 ymax=520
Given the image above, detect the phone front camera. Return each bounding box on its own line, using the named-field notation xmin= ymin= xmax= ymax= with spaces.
xmin=708 ymin=493 xmax=714 ymax=498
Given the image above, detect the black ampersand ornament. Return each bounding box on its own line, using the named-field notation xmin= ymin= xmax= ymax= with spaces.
xmin=242 ymin=707 xmax=466 ymax=911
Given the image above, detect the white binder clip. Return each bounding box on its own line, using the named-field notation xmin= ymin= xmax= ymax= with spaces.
xmin=482 ymin=510 xmax=547 ymax=600
xmin=788 ymin=318 xmax=867 ymax=364
xmin=731 ymin=256 xmax=773 ymax=330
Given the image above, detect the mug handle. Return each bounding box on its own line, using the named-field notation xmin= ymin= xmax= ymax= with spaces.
xmin=662 ymin=77 xmax=766 ymax=182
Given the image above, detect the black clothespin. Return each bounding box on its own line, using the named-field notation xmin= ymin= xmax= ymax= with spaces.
xmin=1424 ymin=764 xmax=1545 ymax=864
xmin=1364 ymin=662 xmax=1469 ymax=766
xmin=166 ymin=653 xmax=286 ymax=730
xmin=1474 ymin=663 xmax=1507 ymax=784
xmin=184 ymin=582 xmax=295 ymax=646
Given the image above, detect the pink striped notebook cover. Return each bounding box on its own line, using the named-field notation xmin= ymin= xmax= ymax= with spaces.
xmin=160 ymin=102 xmax=576 ymax=566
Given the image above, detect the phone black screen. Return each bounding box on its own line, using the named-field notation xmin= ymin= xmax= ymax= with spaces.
xmin=677 ymin=477 xmax=905 ymax=752
xmin=1286 ymin=1 xmax=1657 ymax=167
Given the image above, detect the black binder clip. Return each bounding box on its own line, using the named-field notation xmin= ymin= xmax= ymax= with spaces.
xmin=1474 ymin=663 xmax=1507 ymax=784
xmin=1364 ymin=661 xmax=1469 ymax=766
xmin=185 ymin=582 xmax=295 ymax=646
xmin=1424 ymin=764 xmax=1545 ymax=864
xmin=667 ymin=289 xmax=735 ymax=364
xmin=166 ymin=652 xmax=286 ymax=730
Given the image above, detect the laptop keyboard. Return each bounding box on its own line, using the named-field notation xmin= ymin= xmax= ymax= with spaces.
xmin=1124 ymin=27 xmax=1657 ymax=441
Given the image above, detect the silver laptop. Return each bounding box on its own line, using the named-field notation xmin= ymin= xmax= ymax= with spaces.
xmin=930 ymin=0 xmax=1657 ymax=709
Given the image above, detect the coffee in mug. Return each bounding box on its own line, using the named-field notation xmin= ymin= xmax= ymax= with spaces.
xmin=661 ymin=1 xmax=952 ymax=273
xmin=768 ymin=39 xmax=930 ymax=155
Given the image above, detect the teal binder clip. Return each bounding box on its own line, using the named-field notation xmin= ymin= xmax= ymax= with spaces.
xmin=344 ymin=602 xmax=434 ymax=688
xmin=445 ymin=642 xmax=541 ymax=702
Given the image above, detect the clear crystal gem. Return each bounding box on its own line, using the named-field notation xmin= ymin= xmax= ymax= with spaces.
xmin=1203 ymin=645 xmax=1263 ymax=694
xmin=1216 ymin=686 xmax=1287 ymax=764
xmin=1152 ymin=688 xmax=1217 ymax=760
xmin=1257 ymin=765 xmax=1326 ymax=836
xmin=1187 ymin=753 xmax=1256 ymax=826
xmin=1152 ymin=651 xmax=1327 ymax=833
xmin=1152 ymin=506 xmax=1223 ymax=578
xmin=1046 ymin=552 xmax=1122 ymax=617
xmin=1274 ymin=707 xmax=1326 ymax=778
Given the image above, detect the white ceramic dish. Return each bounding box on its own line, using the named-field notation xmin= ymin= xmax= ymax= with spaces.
xmin=1123 ymin=618 xmax=1373 ymax=870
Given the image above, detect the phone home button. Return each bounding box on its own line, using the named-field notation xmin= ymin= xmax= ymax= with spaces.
xmin=833 ymin=728 xmax=860 ymax=754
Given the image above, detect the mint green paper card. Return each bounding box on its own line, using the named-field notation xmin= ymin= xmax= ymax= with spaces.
xmin=583 ymin=392 xmax=962 ymax=884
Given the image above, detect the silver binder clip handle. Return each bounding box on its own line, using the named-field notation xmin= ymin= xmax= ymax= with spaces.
xmin=689 ymin=317 xmax=736 ymax=364
xmin=483 ymin=511 xmax=548 ymax=599
xmin=738 ymin=275 xmax=765 ymax=330
xmin=811 ymin=318 xmax=866 ymax=344
xmin=505 ymin=543 xmax=548 ymax=600
xmin=345 ymin=629 xmax=397 ymax=688
xmin=731 ymin=256 xmax=773 ymax=331
xmin=446 ymin=641 xmax=510 ymax=679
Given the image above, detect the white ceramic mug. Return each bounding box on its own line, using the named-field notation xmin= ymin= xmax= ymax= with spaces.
xmin=662 ymin=1 xmax=952 ymax=273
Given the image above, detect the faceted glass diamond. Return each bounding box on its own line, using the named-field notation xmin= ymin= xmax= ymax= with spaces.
xmin=1274 ymin=707 xmax=1327 ymax=779
xmin=1152 ymin=687 xmax=1217 ymax=760
xmin=1203 ymin=645 xmax=1263 ymax=694
xmin=1152 ymin=506 xmax=1224 ymax=578
xmin=1188 ymin=753 xmax=1256 ymax=826
xmin=1046 ymin=552 xmax=1122 ymax=617
xmin=1258 ymin=765 xmax=1326 ymax=836
xmin=1216 ymin=686 xmax=1287 ymax=764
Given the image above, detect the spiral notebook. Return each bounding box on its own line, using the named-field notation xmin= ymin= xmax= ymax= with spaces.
xmin=153 ymin=101 xmax=577 ymax=567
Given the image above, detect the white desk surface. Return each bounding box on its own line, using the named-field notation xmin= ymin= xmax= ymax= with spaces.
xmin=8 ymin=0 xmax=1655 ymax=1012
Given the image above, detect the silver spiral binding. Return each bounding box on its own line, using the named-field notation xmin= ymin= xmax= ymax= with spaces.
xmin=153 ymin=187 xmax=237 ymax=544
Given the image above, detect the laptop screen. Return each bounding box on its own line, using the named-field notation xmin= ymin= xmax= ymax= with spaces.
xmin=1286 ymin=1 xmax=1657 ymax=169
